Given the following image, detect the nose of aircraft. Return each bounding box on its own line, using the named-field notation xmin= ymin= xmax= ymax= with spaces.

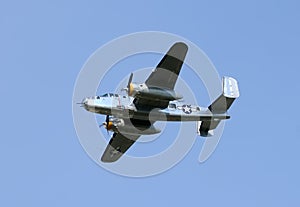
xmin=81 ymin=98 xmax=88 ymax=108
xmin=82 ymin=98 xmax=88 ymax=104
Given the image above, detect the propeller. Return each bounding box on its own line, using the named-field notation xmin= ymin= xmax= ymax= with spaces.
xmin=127 ymin=73 xmax=133 ymax=93
xmin=105 ymin=115 xmax=109 ymax=131
xmin=122 ymin=73 xmax=133 ymax=96
xmin=99 ymin=115 xmax=110 ymax=134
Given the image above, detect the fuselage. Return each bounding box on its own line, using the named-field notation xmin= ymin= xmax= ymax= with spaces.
xmin=82 ymin=93 xmax=230 ymax=121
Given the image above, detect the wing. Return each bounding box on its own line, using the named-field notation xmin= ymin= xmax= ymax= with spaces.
xmin=101 ymin=132 xmax=140 ymax=162
xmin=134 ymin=42 xmax=188 ymax=110
xmin=145 ymin=42 xmax=188 ymax=90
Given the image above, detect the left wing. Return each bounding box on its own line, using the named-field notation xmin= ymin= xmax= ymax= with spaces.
xmin=101 ymin=119 xmax=153 ymax=162
xmin=101 ymin=132 xmax=140 ymax=162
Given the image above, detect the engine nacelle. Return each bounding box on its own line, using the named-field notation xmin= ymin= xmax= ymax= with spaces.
xmin=129 ymin=83 xmax=182 ymax=101
xmin=118 ymin=124 xmax=161 ymax=135
xmin=105 ymin=118 xmax=161 ymax=135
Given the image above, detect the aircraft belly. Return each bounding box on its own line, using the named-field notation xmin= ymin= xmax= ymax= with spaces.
xmin=130 ymin=111 xmax=229 ymax=121
xmin=89 ymin=105 xmax=229 ymax=121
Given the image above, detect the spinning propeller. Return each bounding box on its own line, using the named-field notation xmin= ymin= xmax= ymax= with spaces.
xmin=99 ymin=115 xmax=110 ymax=134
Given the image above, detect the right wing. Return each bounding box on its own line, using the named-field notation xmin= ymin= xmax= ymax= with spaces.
xmin=134 ymin=42 xmax=188 ymax=110
xmin=145 ymin=42 xmax=188 ymax=90
xmin=101 ymin=132 xmax=140 ymax=162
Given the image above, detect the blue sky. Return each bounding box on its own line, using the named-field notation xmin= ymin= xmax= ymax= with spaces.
xmin=1 ymin=0 xmax=300 ymax=206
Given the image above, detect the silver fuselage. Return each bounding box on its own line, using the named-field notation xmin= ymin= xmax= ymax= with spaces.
xmin=82 ymin=94 xmax=229 ymax=122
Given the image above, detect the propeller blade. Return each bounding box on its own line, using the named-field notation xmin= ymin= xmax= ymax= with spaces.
xmin=105 ymin=115 xmax=109 ymax=134
xmin=127 ymin=73 xmax=133 ymax=89
xmin=105 ymin=115 xmax=109 ymax=125
xmin=127 ymin=73 xmax=133 ymax=96
xmin=121 ymin=73 xmax=134 ymax=94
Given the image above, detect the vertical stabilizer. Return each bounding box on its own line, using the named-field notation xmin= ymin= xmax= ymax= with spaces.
xmin=208 ymin=77 xmax=240 ymax=113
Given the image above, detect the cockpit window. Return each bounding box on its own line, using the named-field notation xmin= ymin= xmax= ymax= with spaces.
xmin=100 ymin=93 xmax=108 ymax=97
xmin=168 ymin=103 xmax=176 ymax=109
xmin=98 ymin=93 xmax=120 ymax=97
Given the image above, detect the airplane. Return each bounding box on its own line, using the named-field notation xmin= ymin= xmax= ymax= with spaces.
xmin=80 ymin=42 xmax=240 ymax=162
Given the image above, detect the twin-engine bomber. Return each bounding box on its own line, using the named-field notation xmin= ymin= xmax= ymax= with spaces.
xmin=80 ymin=42 xmax=240 ymax=162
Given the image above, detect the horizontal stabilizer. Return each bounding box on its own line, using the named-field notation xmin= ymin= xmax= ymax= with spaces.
xmin=197 ymin=120 xmax=220 ymax=137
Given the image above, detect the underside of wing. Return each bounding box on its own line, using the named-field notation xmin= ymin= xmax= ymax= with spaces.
xmin=101 ymin=132 xmax=140 ymax=163
xmin=145 ymin=42 xmax=188 ymax=90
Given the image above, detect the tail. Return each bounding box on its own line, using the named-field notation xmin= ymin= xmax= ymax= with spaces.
xmin=197 ymin=76 xmax=240 ymax=137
